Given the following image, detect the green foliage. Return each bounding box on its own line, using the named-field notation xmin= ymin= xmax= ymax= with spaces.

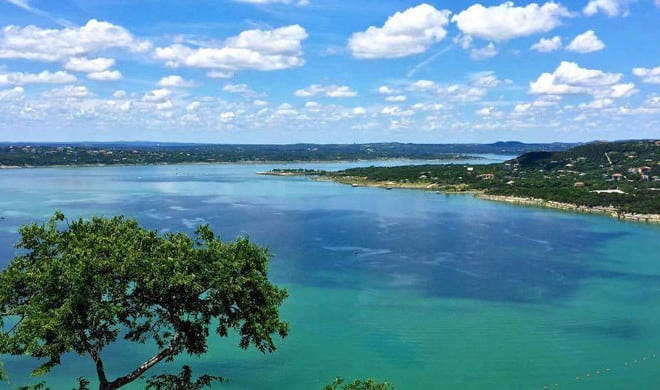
xmin=145 ymin=365 xmax=224 ymax=390
xmin=0 ymin=212 xmax=288 ymax=389
xmin=324 ymin=377 xmax=394 ymax=390
xmin=0 ymin=142 xmax=571 ymax=167
xmin=326 ymin=140 xmax=660 ymax=215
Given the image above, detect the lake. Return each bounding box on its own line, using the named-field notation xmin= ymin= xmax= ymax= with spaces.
xmin=1 ymin=157 xmax=659 ymax=389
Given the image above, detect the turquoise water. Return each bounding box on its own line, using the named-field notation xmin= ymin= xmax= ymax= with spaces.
xmin=1 ymin=158 xmax=659 ymax=389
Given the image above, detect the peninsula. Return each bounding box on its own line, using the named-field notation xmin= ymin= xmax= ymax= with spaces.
xmin=264 ymin=140 xmax=660 ymax=223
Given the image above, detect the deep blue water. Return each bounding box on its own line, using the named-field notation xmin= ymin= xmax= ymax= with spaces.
xmin=1 ymin=158 xmax=659 ymax=389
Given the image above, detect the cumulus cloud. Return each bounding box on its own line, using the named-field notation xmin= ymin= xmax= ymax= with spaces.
xmin=566 ymin=30 xmax=605 ymax=53
xmin=632 ymin=66 xmax=660 ymax=84
xmin=157 ymin=75 xmax=196 ymax=88
xmin=530 ymin=61 xmax=636 ymax=99
xmin=352 ymin=106 xmax=367 ymax=115
xmin=348 ymin=4 xmax=451 ymax=59
xmin=0 ymin=70 xmax=77 ymax=85
xmin=0 ymin=19 xmax=151 ymax=62
xmin=142 ymin=88 xmax=172 ymax=102
xmin=470 ymin=42 xmax=498 ymax=60
xmin=513 ymin=103 xmax=532 ymax=113
xmin=64 ymin=57 xmax=115 ymax=73
xmin=153 ymin=25 xmax=308 ymax=72
xmin=42 ymin=85 xmax=90 ymax=98
xmin=583 ymin=0 xmax=632 ymax=17
xmin=408 ymin=79 xmax=438 ymax=92
xmin=470 ymin=71 xmax=503 ymax=88
xmin=378 ymin=86 xmax=395 ymax=94
xmin=476 ymin=106 xmax=497 ymax=116
xmin=452 ymin=1 xmax=572 ymax=41
xmin=223 ymin=83 xmax=261 ymax=96
xmin=385 ymin=95 xmax=407 ymax=102
xmin=88 ymin=70 xmax=122 ymax=81
xmin=531 ymin=36 xmax=562 ymax=52
xmin=186 ymin=101 xmax=201 ymax=111
xmin=0 ymin=86 xmax=24 ymax=101
xmin=294 ymin=84 xmax=357 ymax=98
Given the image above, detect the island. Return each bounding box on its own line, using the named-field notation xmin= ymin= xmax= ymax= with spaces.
xmin=263 ymin=140 xmax=660 ymax=223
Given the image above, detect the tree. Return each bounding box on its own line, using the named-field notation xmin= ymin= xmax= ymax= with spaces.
xmin=324 ymin=377 xmax=395 ymax=390
xmin=0 ymin=212 xmax=288 ymax=389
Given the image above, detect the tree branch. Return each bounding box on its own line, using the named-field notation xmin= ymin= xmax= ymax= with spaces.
xmin=109 ymin=333 xmax=180 ymax=389
xmin=78 ymin=330 xmax=109 ymax=386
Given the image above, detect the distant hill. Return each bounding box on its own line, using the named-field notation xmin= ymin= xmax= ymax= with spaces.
xmin=0 ymin=142 xmax=577 ymax=167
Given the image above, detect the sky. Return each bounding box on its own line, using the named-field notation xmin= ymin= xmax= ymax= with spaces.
xmin=0 ymin=0 xmax=658 ymax=144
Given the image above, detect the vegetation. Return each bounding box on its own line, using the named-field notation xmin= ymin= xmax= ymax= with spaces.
xmin=275 ymin=140 xmax=660 ymax=215
xmin=324 ymin=377 xmax=395 ymax=390
xmin=0 ymin=212 xmax=288 ymax=389
xmin=0 ymin=142 xmax=573 ymax=167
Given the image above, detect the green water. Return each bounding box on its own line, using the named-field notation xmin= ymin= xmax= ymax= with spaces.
xmin=1 ymin=161 xmax=659 ymax=389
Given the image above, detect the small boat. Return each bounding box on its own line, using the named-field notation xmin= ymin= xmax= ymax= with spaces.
xmin=385 ymin=187 xmax=393 ymax=190
xmin=352 ymin=183 xmax=360 ymax=187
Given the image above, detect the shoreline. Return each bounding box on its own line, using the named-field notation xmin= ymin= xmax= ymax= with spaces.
xmin=317 ymin=176 xmax=660 ymax=224
xmin=0 ymin=156 xmax=485 ymax=170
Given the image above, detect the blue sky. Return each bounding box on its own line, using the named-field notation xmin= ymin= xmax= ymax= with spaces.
xmin=0 ymin=0 xmax=658 ymax=143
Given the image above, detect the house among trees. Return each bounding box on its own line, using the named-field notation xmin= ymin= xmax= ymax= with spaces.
xmin=612 ymin=173 xmax=624 ymax=181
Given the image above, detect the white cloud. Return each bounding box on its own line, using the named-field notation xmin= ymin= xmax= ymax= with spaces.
xmin=583 ymin=0 xmax=631 ymax=17
xmin=156 ymin=100 xmax=173 ymax=111
xmin=233 ymin=0 xmax=309 ymax=5
xmin=454 ymin=34 xmax=473 ymax=49
xmin=470 ymin=71 xmax=503 ymax=88
xmin=378 ymin=86 xmax=394 ymax=94
xmin=0 ymin=86 xmax=24 ymax=100
xmin=112 ymin=90 xmax=126 ymax=99
xmin=42 ymin=85 xmax=89 ymax=98
xmin=223 ymin=83 xmax=263 ymax=97
xmin=275 ymin=103 xmax=298 ymax=116
xmin=607 ymin=82 xmax=636 ymax=98
xmin=294 ymin=84 xmax=357 ymax=98
xmin=408 ymin=79 xmax=438 ymax=92
xmin=153 ymin=25 xmax=308 ymax=72
xmin=0 ymin=19 xmax=150 ymax=62
xmin=186 ymin=101 xmax=200 ymax=111
xmin=514 ymin=103 xmax=532 ymax=112
xmin=64 ymin=57 xmax=115 ymax=73
xmin=353 ymin=106 xmax=367 ymax=115
xmin=531 ymin=36 xmax=562 ymax=52
xmin=566 ymin=30 xmax=605 ymax=53
xmin=142 ymin=88 xmax=171 ymax=102
xmin=632 ymin=66 xmax=660 ymax=84
xmin=348 ymin=4 xmax=451 ymax=59
xmin=219 ymin=111 xmax=235 ymax=121
xmin=452 ymin=2 xmax=572 ymax=41
xmin=386 ymin=95 xmax=407 ymax=102
xmin=470 ymin=42 xmax=497 ymax=60
xmin=0 ymin=70 xmax=77 ymax=85
xmin=448 ymin=85 xmax=488 ymax=102
xmin=476 ymin=106 xmax=496 ymax=116
xmin=579 ymin=98 xmax=614 ymax=109
xmin=530 ymin=61 xmax=636 ymax=99
xmin=87 ymin=70 xmax=122 ymax=81
xmin=157 ymin=75 xmax=196 ymax=88
xmin=207 ymin=71 xmax=234 ymax=79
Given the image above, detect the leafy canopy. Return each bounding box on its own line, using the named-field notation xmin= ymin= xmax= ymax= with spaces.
xmin=324 ymin=377 xmax=395 ymax=390
xmin=0 ymin=212 xmax=288 ymax=389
